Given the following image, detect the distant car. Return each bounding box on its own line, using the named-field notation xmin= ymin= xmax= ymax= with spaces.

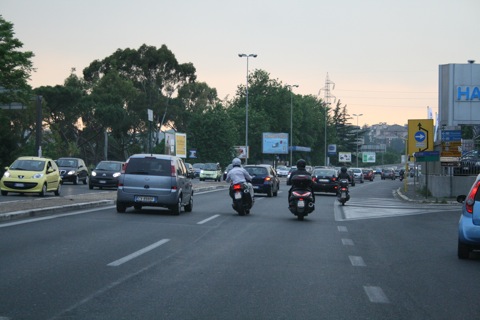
xmin=362 ymin=168 xmax=375 ymax=181
xmin=457 ymin=176 xmax=480 ymax=259
xmin=185 ymin=162 xmax=195 ymax=178
xmin=286 ymin=166 xmax=297 ymax=185
xmin=199 ymin=163 xmax=222 ymax=181
xmin=350 ymin=168 xmax=364 ymax=183
xmin=56 ymin=157 xmax=89 ymax=185
xmin=192 ymin=163 xmax=205 ymax=178
xmin=381 ymin=168 xmax=395 ymax=180
xmin=244 ymin=164 xmax=280 ymax=197
xmin=276 ymin=165 xmax=289 ymax=177
xmin=223 ymin=163 xmax=233 ymax=180
xmin=347 ymin=169 xmax=356 ymax=186
xmin=89 ymin=160 xmax=124 ymax=190
xmin=311 ymin=168 xmax=339 ymax=194
xmin=116 ymin=154 xmax=193 ymax=215
xmin=0 ymin=156 xmax=61 ymax=196
xmin=454 ymin=152 xmax=480 ymax=176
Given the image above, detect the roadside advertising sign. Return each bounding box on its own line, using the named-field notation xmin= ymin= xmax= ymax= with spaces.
xmin=262 ymin=132 xmax=288 ymax=154
xmin=362 ymin=152 xmax=376 ymax=163
xmin=339 ymin=152 xmax=351 ymax=162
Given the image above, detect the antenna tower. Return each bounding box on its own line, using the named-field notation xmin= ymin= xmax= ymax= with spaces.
xmin=318 ymin=73 xmax=336 ymax=165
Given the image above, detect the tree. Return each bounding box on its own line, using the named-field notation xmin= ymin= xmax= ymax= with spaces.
xmin=0 ymin=15 xmax=35 ymax=167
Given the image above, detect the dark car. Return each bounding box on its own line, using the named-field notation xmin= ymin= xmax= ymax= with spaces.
xmin=244 ymin=164 xmax=280 ymax=197
xmin=362 ymin=168 xmax=375 ymax=181
xmin=223 ymin=163 xmax=233 ymax=180
xmin=56 ymin=157 xmax=89 ymax=185
xmin=347 ymin=169 xmax=356 ymax=186
xmin=454 ymin=153 xmax=480 ymax=176
xmin=89 ymin=160 xmax=124 ymax=190
xmin=381 ymin=168 xmax=395 ymax=180
xmin=311 ymin=168 xmax=339 ymax=194
xmin=185 ymin=162 xmax=195 ymax=178
xmin=192 ymin=163 xmax=205 ymax=178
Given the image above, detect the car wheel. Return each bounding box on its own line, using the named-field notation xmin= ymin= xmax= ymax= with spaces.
xmin=83 ymin=176 xmax=88 ymax=185
xmin=458 ymin=240 xmax=471 ymax=259
xmin=116 ymin=202 xmax=127 ymax=213
xmin=184 ymin=195 xmax=193 ymax=212
xmin=267 ymin=187 xmax=273 ymax=197
xmin=171 ymin=196 xmax=182 ymax=215
xmin=1 ymin=190 xmax=8 ymax=196
xmin=54 ymin=183 xmax=61 ymax=196
xmin=273 ymin=184 xmax=278 ymax=197
xmin=89 ymin=184 xmax=94 ymax=190
xmin=39 ymin=183 xmax=47 ymax=197
xmin=73 ymin=175 xmax=79 ymax=185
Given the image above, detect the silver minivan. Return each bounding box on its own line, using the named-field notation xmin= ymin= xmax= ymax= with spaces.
xmin=116 ymin=154 xmax=193 ymax=215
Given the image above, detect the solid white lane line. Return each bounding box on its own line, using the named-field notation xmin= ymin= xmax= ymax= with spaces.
xmin=197 ymin=214 xmax=220 ymax=225
xmin=107 ymin=239 xmax=170 ymax=267
xmin=349 ymin=255 xmax=366 ymax=267
xmin=337 ymin=226 xmax=348 ymax=232
xmin=363 ymin=286 xmax=390 ymax=303
xmin=342 ymin=238 xmax=354 ymax=246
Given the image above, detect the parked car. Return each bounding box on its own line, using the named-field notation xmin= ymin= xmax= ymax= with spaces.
xmin=199 ymin=163 xmax=222 ymax=181
xmin=116 ymin=154 xmax=193 ymax=215
xmin=192 ymin=163 xmax=205 ymax=178
xmin=311 ymin=168 xmax=339 ymax=194
xmin=381 ymin=168 xmax=395 ymax=180
xmin=276 ymin=165 xmax=290 ymax=177
xmin=89 ymin=160 xmax=124 ymax=190
xmin=244 ymin=164 xmax=280 ymax=197
xmin=223 ymin=163 xmax=233 ymax=180
xmin=347 ymin=169 xmax=356 ymax=186
xmin=0 ymin=156 xmax=61 ymax=196
xmin=454 ymin=153 xmax=480 ymax=176
xmin=350 ymin=167 xmax=364 ymax=183
xmin=362 ymin=168 xmax=375 ymax=181
xmin=56 ymin=157 xmax=89 ymax=185
xmin=456 ymin=175 xmax=480 ymax=259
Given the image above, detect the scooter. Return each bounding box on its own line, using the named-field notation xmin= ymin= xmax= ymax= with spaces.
xmin=337 ymin=179 xmax=350 ymax=206
xmin=288 ymin=175 xmax=315 ymax=221
xmin=229 ymin=182 xmax=253 ymax=216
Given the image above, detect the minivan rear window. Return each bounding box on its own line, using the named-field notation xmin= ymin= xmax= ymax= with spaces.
xmin=125 ymin=158 xmax=171 ymax=176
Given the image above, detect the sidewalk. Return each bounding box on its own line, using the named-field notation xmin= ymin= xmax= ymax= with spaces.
xmin=0 ymin=182 xmax=229 ymax=222
xmin=395 ymin=181 xmax=458 ymax=204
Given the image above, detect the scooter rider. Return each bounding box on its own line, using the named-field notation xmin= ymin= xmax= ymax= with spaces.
xmin=287 ymin=159 xmax=315 ymax=202
xmin=225 ymin=158 xmax=254 ymax=202
xmin=338 ymin=166 xmax=351 ymax=182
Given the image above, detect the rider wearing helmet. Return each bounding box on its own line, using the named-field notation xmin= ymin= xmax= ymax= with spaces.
xmin=287 ymin=159 xmax=314 ymax=202
xmin=225 ymin=158 xmax=254 ymax=202
xmin=338 ymin=166 xmax=351 ymax=182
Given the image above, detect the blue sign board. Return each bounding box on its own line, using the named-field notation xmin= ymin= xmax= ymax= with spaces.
xmin=262 ymin=132 xmax=288 ymax=154
xmin=441 ymin=130 xmax=461 ymax=142
xmin=414 ymin=131 xmax=426 ymax=142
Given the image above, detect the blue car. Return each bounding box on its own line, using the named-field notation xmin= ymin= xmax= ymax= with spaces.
xmin=457 ymin=175 xmax=480 ymax=259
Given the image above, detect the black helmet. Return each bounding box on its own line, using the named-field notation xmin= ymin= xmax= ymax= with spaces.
xmin=296 ymin=159 xmax=306 ymax=169
xmin=341 ymin=166 xmax=347 ymax=173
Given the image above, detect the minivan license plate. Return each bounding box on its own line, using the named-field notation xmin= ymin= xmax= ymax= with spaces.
xmin=135 ymin=196 xmax=156 ymax=203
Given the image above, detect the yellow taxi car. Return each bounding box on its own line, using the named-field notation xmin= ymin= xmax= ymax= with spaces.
xmin=1 ymin=156 xmax=62 ymax=196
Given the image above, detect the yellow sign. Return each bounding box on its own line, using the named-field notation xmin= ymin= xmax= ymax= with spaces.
xmin=175 ymin=133 xmax=187 ymax=158
xmin=407 ymin=119 xmax=434 ymax=156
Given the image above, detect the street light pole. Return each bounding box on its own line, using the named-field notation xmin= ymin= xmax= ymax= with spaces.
xmin=287 ymin=84 xmax=299 ymax=167
xmin=238 ymin=53 xmax=257 ymax=164
xmin=353 ymin=113 xmax=363 ymax=167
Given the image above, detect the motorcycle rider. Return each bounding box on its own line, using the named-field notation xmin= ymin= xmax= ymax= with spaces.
xmin=337 ymin=166 xmax=351 ymax=199
xmin=225 ymin=157 xmax=254 ymax=204
xmin=287 ymin=159 xmax=315 ymax=204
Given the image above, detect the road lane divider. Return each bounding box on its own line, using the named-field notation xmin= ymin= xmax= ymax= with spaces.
xmin=107 ymin=239 xmax=170 ymax=267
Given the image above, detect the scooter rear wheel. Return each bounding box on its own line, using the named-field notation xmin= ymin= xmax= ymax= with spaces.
xmin=297 ymin=214 xmax=304 ymax=221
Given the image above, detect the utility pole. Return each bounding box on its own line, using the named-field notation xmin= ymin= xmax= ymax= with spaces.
xmin=318 ymin=73 xmax=336 ymax=166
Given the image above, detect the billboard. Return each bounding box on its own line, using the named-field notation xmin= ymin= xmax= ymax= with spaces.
xmin=362 ymin=152 xmax=376 ymax=163
xmin=262 ymin=132 xmax=288 ymax=154
xmin=339 ymin=152 xmax=351 ymax=162
xmin=175 ymin=133 xmax=187 ymax=158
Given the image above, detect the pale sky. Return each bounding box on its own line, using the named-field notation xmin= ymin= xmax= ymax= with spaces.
xmin=2 ymin=0 xmax=479 ymax=127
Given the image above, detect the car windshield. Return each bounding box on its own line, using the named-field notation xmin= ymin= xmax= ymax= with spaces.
xmin=96 ymin=161 xmax=122 ymax=171
xmin=124 ymin=158 xmax=171 ymax=176
xmin=57 ymin=159 xmax=78 ymax=167
xmin=313 ymin=169 xmax=335 ymax=176
xmin=203 ymin=163 xmax=218 ymax=170
xmin=245 ymin=167 xmax=268 ymax=176
xmin=352 ymin=168 xmax=361 ymax=173
xmin=193 ymin=163 xmax=204 ymax=169
xmin=10 ymin=159 xmax=45 ymax=172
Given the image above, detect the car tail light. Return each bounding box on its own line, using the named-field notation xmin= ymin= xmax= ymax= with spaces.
xmin=466 ymin=181 xmax=480 ymax=213
xmin=264 ymin=177 xmax=271 ymax=182
xmin=332 ymin=177 xmax=337 ymax=182
xmin=312 ymin=177 xmax=317 ymax=182
xmin=171 ymin=161 xmax=176 ymax=177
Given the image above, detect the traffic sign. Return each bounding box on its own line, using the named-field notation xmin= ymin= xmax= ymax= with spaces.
xmin=408 ymin=119 xmax=434 ymax=156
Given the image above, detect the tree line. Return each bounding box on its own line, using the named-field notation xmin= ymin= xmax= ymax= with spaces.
xmin=1 ymin=15 xmax=365 ymax=170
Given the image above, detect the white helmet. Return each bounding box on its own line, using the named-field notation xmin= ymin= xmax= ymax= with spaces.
xmin=232 ymin=158 xmax=242 ymax=167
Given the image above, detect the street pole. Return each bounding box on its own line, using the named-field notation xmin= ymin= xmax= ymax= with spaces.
xmin=238 ymin=53 xmax=257 ymax=164
xmin=353 ymin=113 xmax=363 ymax=167
xmin=287 ymin=84 xmax=298 ymax=166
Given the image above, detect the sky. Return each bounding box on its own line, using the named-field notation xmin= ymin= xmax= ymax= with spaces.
xmin=2 ymin=0 xmax=480 ymax=127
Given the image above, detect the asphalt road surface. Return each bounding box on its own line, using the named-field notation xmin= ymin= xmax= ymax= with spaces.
xmin=1 ymin=179 xmax=477 ymax=320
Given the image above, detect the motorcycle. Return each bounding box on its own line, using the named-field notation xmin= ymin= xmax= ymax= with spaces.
xmin=337 ymin=179 xmax=350 ymax=206
xmin=288 ymin=175 xmax=315 ymax=221
xmin=229 ymin=182 xmax=253 ymax=216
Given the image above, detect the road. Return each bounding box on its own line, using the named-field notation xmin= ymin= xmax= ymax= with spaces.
xmin=1 ymin=178 xmax=477 ymax=320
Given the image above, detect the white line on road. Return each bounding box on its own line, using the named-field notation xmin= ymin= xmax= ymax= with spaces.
xmin=349 ymin=255 xmax=366 ymax=267
xmin=197 ymin=214 xmax=220 ymax=224
xmin=363 ymin=286 xmax=390 ymax=303
xmin=107 ymin=239 xmax=170 ymax=267
xmin=342 ymin=238 xmax=354 ymax=246
xmin=337 ymin=226 xmax=348 ymax=232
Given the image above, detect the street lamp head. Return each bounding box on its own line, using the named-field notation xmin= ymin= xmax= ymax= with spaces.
xmin=238 ymin=53 xmax=246 ymax=57
xmin=251 ymin=54 xmax=257 ymax=58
